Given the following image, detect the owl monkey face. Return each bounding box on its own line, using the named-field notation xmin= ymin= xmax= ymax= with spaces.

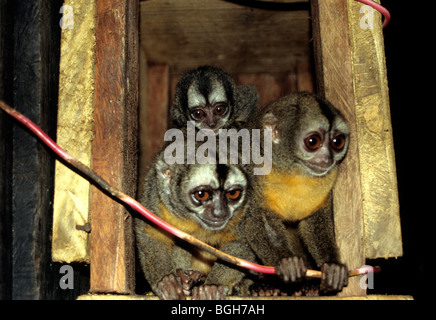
xmin=156 ymin=160 xmax=248 ymax=231
xmin=263 ymin=93 xmax=349 ymax=177
xmin=171 ymin=66 xmax=236 ymax=132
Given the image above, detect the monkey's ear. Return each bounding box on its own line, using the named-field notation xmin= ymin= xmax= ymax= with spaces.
xmin=262 ymin=112 xmax=281 ymax=144
xmin=155 ymin=159 xmax=172 ymax=192
xmin=170 ymin=102 xmax=186 ymax=127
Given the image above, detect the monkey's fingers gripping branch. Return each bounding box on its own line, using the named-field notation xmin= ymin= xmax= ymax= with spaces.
xmin=0 ymin=100 xmax=378 ymax=279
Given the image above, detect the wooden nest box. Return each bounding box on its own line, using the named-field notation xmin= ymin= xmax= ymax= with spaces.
xmin=53 ymin=0 xmax=402 ymax=298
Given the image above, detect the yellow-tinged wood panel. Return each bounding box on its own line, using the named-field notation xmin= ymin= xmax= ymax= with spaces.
xmin=311 ymin=0 xmax=366 ymax=297
xmin=52 ymin=0 xmax=97 ymax=263
xmin=347 ymin=0 xmax=402 ymax=259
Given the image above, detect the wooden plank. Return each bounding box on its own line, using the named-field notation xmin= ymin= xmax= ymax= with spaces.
xmin=139 ymin=0 xmax=311 ymax=74
xmin=347 ymin=0 xmax=402 ymax=259
xmin=144 ymin=63 xmax=170 ymax=167
xmin=78 ymin=294 xmax=413 ymax=300
xmin=138 ymin=62 xmax=169 ymax=195
xmin=311 ymin=0 xmax=366 ymax=297
xmin=91 ymin=0 xmax=138 ymax=294
xmin=296 ymin=60 xmax=314 ymax=93
xmin=52 ymin=0 xmax=97 ymax=264
xmin=8 ymin=0 xmax=62 ymax=299
xmin=0 ymin=0 xmax=13 ymax=300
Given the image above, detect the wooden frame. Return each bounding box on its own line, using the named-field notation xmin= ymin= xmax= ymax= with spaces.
xmin=53 ymin=0 xmax=402 ymax=298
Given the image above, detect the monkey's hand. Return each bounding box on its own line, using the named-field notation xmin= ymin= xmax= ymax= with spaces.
xmin=320 ymin=263 xmax=348 ymax=293
xmin=191 ymin=285 xmax=229 ymax=300
xmin=275 ymin=256 xmax=307 ymax=283
xmin=155 ymin=273 xmax=186 ymax=300
xmin=176 ymin=268 xmax=203 ymax=296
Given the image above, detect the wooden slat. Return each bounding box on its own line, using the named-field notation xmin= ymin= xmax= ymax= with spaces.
xmin=311 ymin=0 xmax=366 ymax=297
xmin=144 ymin=63 xmax=170 ymax=166
xmin=296 ymin=61 xmax=314 ymax=93
xmin=139 ymin=0 xmax=311 ymax=74
xmin=52 ymin=0 xmax=96 ymax=264
xmin=78 ymin=293 xmax=414 ymax=300
xmin=347 ymin=0 xmax=402 ymax=259
xmin=7 ymin=0 xmax=61 ymax=299
xmin=91 ymin=0 xmax=138 ymax=294
xmin=138 ymin=62 xmax=169 ymax=194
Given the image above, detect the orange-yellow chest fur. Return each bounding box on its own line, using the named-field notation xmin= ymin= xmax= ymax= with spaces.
xmin=144 ymin=203 xmax=243 ymax=275
xmin=261 ymin=167 xmax=338 ymax=222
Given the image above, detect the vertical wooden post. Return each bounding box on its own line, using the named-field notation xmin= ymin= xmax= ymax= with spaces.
xmin=144 ymin=63 xmax=170 ymax=167
xmin=91 ymin=0 xmax=138 ymax=294
xmin=137 ymin=62 xmax=169 ymax=196
xmin=311 ymin=0 xmax=366 ymax=296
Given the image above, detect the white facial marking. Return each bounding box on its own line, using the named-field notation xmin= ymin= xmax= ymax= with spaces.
xmin=224 ymin=166 xmax=247 ymax=190
xmin=182 ymin=164 xmax=218 ymax=191
xmin=187 ymin=84 xmax=206 ymax=108
xmin=208 ymin=81 xmax=227 ymax=104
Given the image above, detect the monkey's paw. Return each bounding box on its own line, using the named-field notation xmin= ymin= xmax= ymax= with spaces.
xmin=176 ymin=268 xmax=203 ymax=296
xmin=155 ymin=273 xmax=186 ymax=300
xmin=191 ymin=285 xmax=229 ymax=300
xmin=320 ymin=262 xmax=348 ymax=293
xmin=275 ymin=256 xmax=307 ymax=283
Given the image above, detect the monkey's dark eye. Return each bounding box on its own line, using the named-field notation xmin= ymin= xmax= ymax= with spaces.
xmin=193 ymin=190 xmax=210 ymax=202
xmin=304 ymin=134 xmax=322 ymax=151
xmin=214 ymin=105 xmax=227 ymax=116
xmin=225 ymin=189 xmax=241 ymax=201
xmin=191 ymin=109 xmax=205 ymax=120
xmin=331 ymin=134 xmax=346 ymax=151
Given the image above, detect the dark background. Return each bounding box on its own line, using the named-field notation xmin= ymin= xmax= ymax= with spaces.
xmin=370 ymin=0 xmax=431 ymax=300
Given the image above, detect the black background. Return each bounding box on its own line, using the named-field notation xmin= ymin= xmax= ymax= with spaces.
xmin=373 ymin=0 xmax=431 ymax=300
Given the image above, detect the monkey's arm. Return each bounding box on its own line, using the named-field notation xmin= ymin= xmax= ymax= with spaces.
xmin=298 ymin=193 xmax=348 ymax=292
xmin=245 ymin=208 xmax=296 ymax=266
xmin=134 ymin=218 xmax=182 ymax=297
xmin=202 ymin=239 xmax=256 ymax=297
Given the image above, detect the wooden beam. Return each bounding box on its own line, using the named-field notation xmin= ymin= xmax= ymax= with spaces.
xmin=91 ymin=0 xmax=138 ymax=294
xmin=139 ymin=0 xmax=311 ymax=74
xmin=296 ymin=61 xmax=314 ymax=93
xmin=138 ymin=62 xmax=169 ymax=195
xmin=52 ymin=0 xmax=96 ymax=264
xmin=347 ymin=0 xmax=402 ymax=259
xmin=7 ymin=0 xmax=62 ymax=299
xmin=144 ymin=63 xmax=170 ymax=167
xmin=311 ymin=0 xmax=366 ymax=297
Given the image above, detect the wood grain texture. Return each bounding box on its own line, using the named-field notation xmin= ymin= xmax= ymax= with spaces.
xmin=311 ymin=0 xmax=366 ymax=297
xmin=91 ymin=0 xmax=138 ymax=294
xmin=52 ymin=0 xmax=96 ymax=264
xmin=137 ymin=62 xmax=169 ymax=196
xmin=347 ymin=0 xmax=402 ymax=259
xmin=139 ymin=0 xmax=311 ymax=74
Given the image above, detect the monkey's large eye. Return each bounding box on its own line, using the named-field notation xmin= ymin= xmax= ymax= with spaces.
xmin=193 ymin=190 xmax=210 ymax=202
xmin=191 ymin=109 xmax=205 ymax=120
xmin=214 ymin=105 xmax=227 ymax=116
xmin=331 ymin=134 xmax=346 ymax=151
xmin=304 ymin=134 xmax=322 ymax=151
xmin=225 ymin=189 xmax=241 ymax=201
